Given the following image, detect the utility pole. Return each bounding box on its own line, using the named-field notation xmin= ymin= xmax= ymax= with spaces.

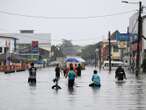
xmin=108 ymin=31 xmax=111 ymax=72
xmin=136 ymin=1 xmax=142 ymax=76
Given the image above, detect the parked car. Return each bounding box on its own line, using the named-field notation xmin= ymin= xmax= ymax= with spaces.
xmin=102 ymin=60 xmax=124 ymax=70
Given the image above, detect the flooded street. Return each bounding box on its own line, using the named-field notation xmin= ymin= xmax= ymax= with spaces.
xmin=0 ymin=66 xmax=146 ymax=110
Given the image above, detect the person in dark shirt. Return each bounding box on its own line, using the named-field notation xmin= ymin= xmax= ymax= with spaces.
xmin=52 ymin=64 xmax=61 ymax=89
xmin=115 ymin=65 xmax=126 ymax=81
xmin=55 ymin=64 xmax=61 ymax=80
xmin=77 ymin=64 xmax=82 ymax=76
xmin=28 ymin=63 xmax=37 ymax=84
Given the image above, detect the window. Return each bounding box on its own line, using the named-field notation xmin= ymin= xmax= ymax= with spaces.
xmin=113 ymin=45 xmax=119 ymax=52
xmin=4 ymin=47 xmax=9 ymax=53
xmin=0 ymin=47 xmax=2 ymax=53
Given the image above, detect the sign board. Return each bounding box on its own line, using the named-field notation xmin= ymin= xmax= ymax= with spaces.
xmin=39 ymin=42 xmax=51 ymax=51
xmin=116 ymin=33 xmax=129 ymax=41
xmin=32 ymin=41 xmax=39 ymax=53
xmin=118 ymin=41 xmax=127 ymax=49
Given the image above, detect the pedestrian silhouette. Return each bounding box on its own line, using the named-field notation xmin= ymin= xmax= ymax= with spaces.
xmin=68 ymin=66 xmax=76 ymax=88
xmin=55 ymin=64 xmax=61 ymax=79
xmin=52 ymin=64 xmax=61 ymax=90
xmin=77 ymin=64 xmax=82 ymax=76
xmin=28 ymin=62 xmax=37 ymax=85
xmin=115 ymin=65 xmax=127 ymax=81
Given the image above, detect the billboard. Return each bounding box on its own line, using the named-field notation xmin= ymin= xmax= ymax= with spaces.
xmin=118 ymin=41 xmax=127 ymax=49
xmin=115 ymin=32 xmax=129 ymax=41
xmin=32 ymin=41 xmax=39 ymax=53
xmin=39 ymin=42 xmax=51 ymax=51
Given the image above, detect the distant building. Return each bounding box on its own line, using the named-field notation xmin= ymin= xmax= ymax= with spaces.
xmin=110 ymin=31 xmax=130 ymax=65
xmin=0 ymin=36 xmax=17 ymax=54
xmin=100 ymin=39 xmax=120 ymax=63
xmin=99 ymin=30 xmax=130 ymax=66
xmin=129 ymin=13 xmax=146 ymax=66
xmin=17 ymin=43 xmax=49 ymax=61
xmin=0 ymin=36 xmax=18 ymax=65
xmin=0 ymin=30 xmax=51 ymax=62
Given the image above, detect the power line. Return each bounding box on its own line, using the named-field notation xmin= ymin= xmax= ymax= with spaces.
xmin=0 ymin=10 xmax=136 ymax=19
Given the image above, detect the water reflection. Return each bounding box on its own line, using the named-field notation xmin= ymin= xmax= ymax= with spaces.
xmin=53 ymin=87 xmax=61 ymax=94
xmin=91 ymin=86 xmax=100 ymax=93
xmin=68 ymin=87 xmax=75 ymax=95
xmin=134 ymin=77 xmax=145 ymax=109
xmin=28 ymin=83 xmax=36 ymax=95
xmin=29 ymin=83 xmax=36 ymax=87
xmin=0 ymin=67 xmax=146 ymax=110
xmin=115 ymin=81 xmax=126 ymax=87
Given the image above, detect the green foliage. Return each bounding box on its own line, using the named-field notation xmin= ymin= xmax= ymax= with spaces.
xmin=80 ymin=44 xmax=98 ymax=60
xmin=51 ymin=45 xmax=64 ymax=60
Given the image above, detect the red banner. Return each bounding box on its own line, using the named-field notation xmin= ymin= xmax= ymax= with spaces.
xmin=32 ymin=41 xmax=39 ymax=53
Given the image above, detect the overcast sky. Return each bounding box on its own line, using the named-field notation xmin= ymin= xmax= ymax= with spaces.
xmin=0 ymin=0 xmax=146 ymax=46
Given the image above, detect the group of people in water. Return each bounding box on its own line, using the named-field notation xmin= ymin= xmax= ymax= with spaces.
xmin=27 ymin=62 xmax=127 ymax=89
xmin=53 ymin=63 xmax=82 ymax=89
xmin=27 ymin=62 xmax=82 ymax=88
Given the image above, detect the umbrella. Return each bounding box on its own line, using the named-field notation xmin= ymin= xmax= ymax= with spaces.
xmin=75 ymin=57 xmax=86 ymax=63
xmin=64 ymin=57 xmax=79 ymax=63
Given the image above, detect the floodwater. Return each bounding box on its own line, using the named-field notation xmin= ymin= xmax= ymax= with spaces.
xmin=0 ymin=66 xmax=146 ymax=110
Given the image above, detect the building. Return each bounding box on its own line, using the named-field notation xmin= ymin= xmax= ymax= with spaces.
xmin=110 ymin=31 xmax=130 ymax=65
xmin=0 ymin=30 xmax=51 ymax=62
xmin=99 ymin=30 xmax=130 ymax=66
xmin=17 ymin=43 xmax=49 ymax=62
xmin=142 ymin=15 xmax=146 ymax=58
xmin=0 ymin=36 xmax=17 ymax=54
xmin=0 ymin=36 xmax=18 ymax=65
xmin=129 ymin=13 xmax=146 ymax=66
xmin=100 ymin=39 xmax=120 ymax=63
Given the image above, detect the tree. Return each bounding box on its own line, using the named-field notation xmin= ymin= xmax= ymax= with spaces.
xmin=60 ymin=39 xmax=81 ymax=56
xmin=51 ymin=45 xmax=63 ymax=61
xmin=80 ymin=43 xmax=98 ymax=64
xmin=61 ymin=39 xmax=73 ymax=48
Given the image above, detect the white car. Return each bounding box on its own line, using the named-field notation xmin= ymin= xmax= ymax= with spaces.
xmin=102 ymin=60 xmax=124 ymax=70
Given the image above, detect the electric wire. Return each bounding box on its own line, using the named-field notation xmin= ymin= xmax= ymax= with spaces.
xmin=0 ymin=10 xmax=136 ymax=19
xmin=0 ymin=9 xmax=138 ymax=44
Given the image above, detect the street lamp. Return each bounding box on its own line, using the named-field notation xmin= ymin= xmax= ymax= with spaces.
xmin=122 ymin=1 xmax=139 ymax=4
xmin=122 ymin=1 xmax=143 ymax=76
